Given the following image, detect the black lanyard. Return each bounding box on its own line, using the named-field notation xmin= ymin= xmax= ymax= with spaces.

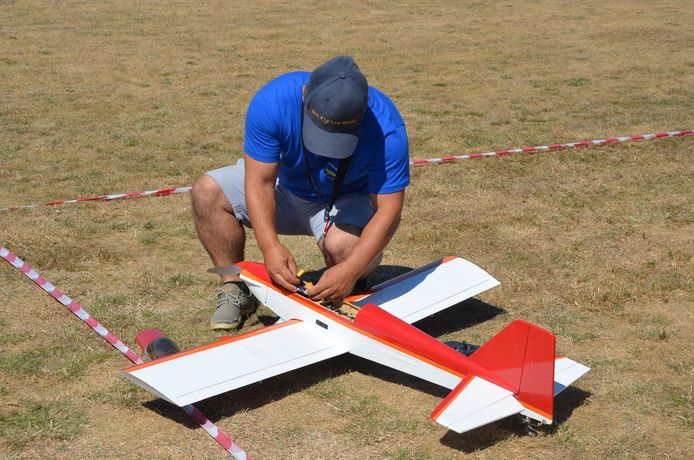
xmin=301 ymin=106 xmax=352 ymax=238
xmin=303 ymin=153 xmax=351 ymax=239
xmin=322 ymin=156 xmax=351 ymax=231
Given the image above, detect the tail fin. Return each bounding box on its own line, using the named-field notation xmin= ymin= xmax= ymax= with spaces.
xmin=469 ymin=320 xmax=556 ymax=424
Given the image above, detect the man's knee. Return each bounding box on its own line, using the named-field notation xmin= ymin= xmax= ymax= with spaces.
xmin=191 ymin=175 xmax=220 ymax=203
xmin=321 ymin=224 xmax=362 ymax=264
xmin=191 ymin=175 xmax=230 ymax=214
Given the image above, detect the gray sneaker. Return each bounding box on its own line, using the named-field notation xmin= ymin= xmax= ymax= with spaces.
xmin=210 ymin=282 xmax=258 ymax=330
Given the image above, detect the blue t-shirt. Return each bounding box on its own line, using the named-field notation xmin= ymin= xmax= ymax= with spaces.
xmin=243 ymin=71 xmax=409 ymax=202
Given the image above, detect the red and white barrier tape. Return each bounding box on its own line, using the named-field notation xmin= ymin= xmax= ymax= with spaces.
xmin=410 ymin=129 xmax=693 ymax=165
xmin=183 ymin=405 xmax=249 ymax=459
xmin=0 ymin=246 xmax=145 ymax=365
xmin=0 ymin=245 xmax=251 ymax=459
xmin=0 ymin=186 xmax=192 ymax=212
xmin=1 ymin=129 xmax=691 ymax=212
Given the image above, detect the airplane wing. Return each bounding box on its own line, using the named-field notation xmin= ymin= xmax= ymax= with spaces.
xmin=350 ymin=257 xmax=499 ymax=324
xmin=122 ymin=319 xmax=347 ymax=406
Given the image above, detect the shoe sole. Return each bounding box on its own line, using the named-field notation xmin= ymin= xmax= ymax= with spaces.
xmin=210 ymin=321 xmax=240 ymax=331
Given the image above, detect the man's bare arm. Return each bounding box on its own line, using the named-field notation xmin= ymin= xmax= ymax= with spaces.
xmin=244 ymin=153 xmax=299 ymax=290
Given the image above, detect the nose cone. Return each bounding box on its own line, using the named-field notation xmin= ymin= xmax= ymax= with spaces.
xmin=236 ymin=261 xmax=272 ymax=283
xmin=238 ymin=261 xmax=272 ymax=306
xmin=135 ymin=329 xmax=166 ymax=352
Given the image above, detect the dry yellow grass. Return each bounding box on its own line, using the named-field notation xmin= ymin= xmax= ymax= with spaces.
xmin=1 ymin=0 xmax=693 ymax=458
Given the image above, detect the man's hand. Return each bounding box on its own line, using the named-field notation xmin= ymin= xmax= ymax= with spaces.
xmin=308 ymin=262 xmax=359 ymax=301
xmin=264 ymin=243 xmax=300 ymax=291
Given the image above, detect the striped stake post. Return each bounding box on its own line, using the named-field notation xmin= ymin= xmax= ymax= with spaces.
xmin=0 ymin=129 xmax=690 ymax=212
xmin=0 ymin=245 xmax=250 ymax=459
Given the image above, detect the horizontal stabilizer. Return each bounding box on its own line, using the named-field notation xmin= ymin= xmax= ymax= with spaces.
xmin=554 ymin=357 xmax=590 ymax=396
xmin=431 ymin=376 xmax=523 ymax=433
xmin=123 ymin=319 xmax=346 ymax=406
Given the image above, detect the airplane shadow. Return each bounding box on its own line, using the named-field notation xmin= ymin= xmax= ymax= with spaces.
xmin=144 ymin=379 xmax=592 ymax=453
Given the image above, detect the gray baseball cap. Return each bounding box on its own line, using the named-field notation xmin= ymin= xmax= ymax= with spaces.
xmin=302 ymin=56 xmax=368 ymax=159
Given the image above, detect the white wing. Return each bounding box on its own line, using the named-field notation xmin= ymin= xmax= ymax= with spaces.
xmin=123 ymin=319 xmax=347 ymax=406
xmin=352 ymin=257 xmax=499 ymax=324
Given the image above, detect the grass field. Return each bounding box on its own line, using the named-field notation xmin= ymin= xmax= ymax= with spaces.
xmin=1 ymin=0 xmax=693 ymax=458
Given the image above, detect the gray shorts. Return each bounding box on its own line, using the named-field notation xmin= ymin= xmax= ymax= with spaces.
xmin=206 ymin=159 xmax=374 ymax=241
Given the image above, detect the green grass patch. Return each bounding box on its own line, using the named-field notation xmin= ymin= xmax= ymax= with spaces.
xmin=0 ymin=347 xmax=54 ymax=375
xmin=666 ymin=359 xmax=693 ymax=374
xmin=95 ymin=292 xmax=130 ymax=307
xmin=308 ymin=378 xmax=424 ymax=443
xmin=644 ymin=316 xmax=676 ymax=341
xmin=57 ymin=351 xmax=113 ymax=380
xmin=386 ymin=448 xmax=437 ymax=460
xmin=0 ymin=402 xmax=88 ymax=448
xmin=584 ymin=357 xmax=635 ymax=372
xmin=0 ymin=345 xmax=113 ymax=381
xmin=0 ymin=329 xmax=32 ymax=346
xmin=168 ymin=273 xmax=203 ymax=287
xmin=123 ymin=136 xmax=141 ymax=147
xmin=143 ymin=220 xmax=159 ymax=230
xmin=0 ymin=144 xmax=22 ymax=159
xmin=654 ymin=97 xmax=686 ymax=106
xmin=88 ymin=380 xmax=145 ymax=408
xmin=278 ymin=424 xmax=306 ymax=438
xmin=140 ymin=234 xmax=159 ymax=245
xmin=109 ymin=220 xmax=134 ymax=231
xmin=566 ymin=77 xmax=590 ymax=86
xmin=538 ymin=308 xmax=601 ymax=343
xmin=552 ymin=421 xmax=578 ymax=447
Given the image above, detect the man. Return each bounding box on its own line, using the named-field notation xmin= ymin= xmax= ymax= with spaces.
xmin=191 ymin=56 xmax=409 ymax=330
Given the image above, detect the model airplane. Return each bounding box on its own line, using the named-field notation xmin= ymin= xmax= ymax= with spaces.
xmin=123 ymin=257 xmax=589 ymax=434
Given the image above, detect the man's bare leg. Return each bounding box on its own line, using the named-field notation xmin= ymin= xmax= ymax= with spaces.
xmin=191 ymin=174 xmax=245 ymax=283
xmin=319 ymin=223 xmax=382 ymax=278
